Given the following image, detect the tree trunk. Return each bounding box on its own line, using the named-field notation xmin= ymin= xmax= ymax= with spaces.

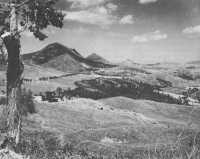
xmin=3 ymin=35 xmax=23 ymax=146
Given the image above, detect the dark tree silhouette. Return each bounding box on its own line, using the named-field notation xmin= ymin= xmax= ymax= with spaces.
xmin=0 ymin=0 xmax=65 ymax=146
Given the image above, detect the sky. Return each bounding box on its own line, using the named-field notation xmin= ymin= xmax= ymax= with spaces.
xmin=13 ymin=0 xmax=200 ymax=63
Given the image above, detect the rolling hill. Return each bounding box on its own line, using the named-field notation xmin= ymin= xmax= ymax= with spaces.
xmin=86 ymin=53 xmax=111 ymax=64
xmin=23 ymin=43 xmax=115 ymax=72
xmin=24 ymin=96 xmax=200 ymax=158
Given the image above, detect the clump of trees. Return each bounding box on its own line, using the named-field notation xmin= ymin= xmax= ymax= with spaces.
xmin=176 ymin=69 xmax=194 ymax=80
xmin=38 ymin=87 xmax=73 ymax=102
xmin=38 ymin=78 xmax=186 ymax=105
xmin=183 ymin=87 xmax=200 ymax=102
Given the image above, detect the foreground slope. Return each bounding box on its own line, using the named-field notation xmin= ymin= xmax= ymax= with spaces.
xmin=26 ymin=96 xmax=200 ymax=157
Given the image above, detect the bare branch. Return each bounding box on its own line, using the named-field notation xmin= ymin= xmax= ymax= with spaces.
xmin=16 ymin=0 xmax=32 ymax=9
xmin=17 ymin=22 xmax=30 ymax=34
xmin=0 ymin=0 xmax=32 ymax=10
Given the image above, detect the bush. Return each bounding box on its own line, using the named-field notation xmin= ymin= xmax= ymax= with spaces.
xmin=0 ymin=97 xmax=6 ymax=105
xmin=17 ymin=131 xmax=66 ymax=159
xmin=17 ymin=88 xmax=36 ymax=116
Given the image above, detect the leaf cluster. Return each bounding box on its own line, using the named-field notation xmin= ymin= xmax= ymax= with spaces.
xmin=0 ymin=0 xmax=65 ymax=40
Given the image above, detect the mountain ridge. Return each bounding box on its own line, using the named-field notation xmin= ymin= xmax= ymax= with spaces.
xmin=23 ymin=43 xmax=115 ymax=72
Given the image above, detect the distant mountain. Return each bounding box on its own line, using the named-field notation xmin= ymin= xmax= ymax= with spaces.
xmin=23 ymin=43 xmax=115 ymax=72
xmin=86 ymin=53 xmax=110 ymax=64
xmin=188 ymin=60 xmax=200 ymax=65
xmin=119 ymin=59 xmax=141 ymax=67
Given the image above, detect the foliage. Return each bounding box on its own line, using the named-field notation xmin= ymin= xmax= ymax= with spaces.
xmin=16 ymin=131 xmax=63 ymax=158
xmin=0 ymin=0 xmax=65 ymax=40
xmin=63 ymin=78 xmax=184 ymax=104
xmin=0 ymin=97 xmax=6 ymax=105
xmin=16 ymin=88 xmax=36 ymax=116
xmin=176 ymin=69 xmax=194 ymax=81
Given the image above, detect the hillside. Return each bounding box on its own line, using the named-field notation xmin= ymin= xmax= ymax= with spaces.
xmin=23 ymin=97 xmax=200 ymax=158
xmin=86 ymin=53 xmax=110 ymax=64
xmin=187 ymin=60 xmax=200 ymax=65
xmin=119 ymin=59 xmax=141 ymax=68
xmin=23 ymin=43 xmax=115 ymax=72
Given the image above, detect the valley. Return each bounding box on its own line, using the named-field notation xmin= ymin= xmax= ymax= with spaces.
xmin=0 ymin=43 xmax=200 ymax=158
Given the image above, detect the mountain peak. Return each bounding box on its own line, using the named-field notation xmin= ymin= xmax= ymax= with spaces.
xmin=23 ymin=43 xmax=77 ymax=64
xmin=119 ymin=59 xmax=140 ymax=67
xmin=87 ymin=53 xmax=110 ymax=64
xmin=23 ymin=43 xmax=114 ymax=72
xmin=42 ymin=42 xmax=69 ymax=52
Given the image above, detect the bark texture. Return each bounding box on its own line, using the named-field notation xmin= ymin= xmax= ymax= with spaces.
xmin=3 ymin=35 xmax=24 ymax=145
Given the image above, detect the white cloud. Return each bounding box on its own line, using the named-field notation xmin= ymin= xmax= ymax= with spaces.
xmin=106 ymin=3 xmax=118 ymax=11
xmin=183 ymin=25 xmax=200 ymax=34
xmin=120 ymin=15 xmax=134 ymax=24
xmin=66 ymin=1 xmax=134 ymax=28
xmin=64 ymin=6 xmax=117 ymax=27
xmin=131 ymin=30 xmax=167 ymax=43
xmin=64 ymin=1 xmax=119 ymax=28
xmin=68 ymin=0 xmax=108 ymax=8
xmin=139 ymin=0 xmax=157 ymax=4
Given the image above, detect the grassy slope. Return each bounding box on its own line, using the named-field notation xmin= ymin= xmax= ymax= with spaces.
xmin=23 ymin=64 xmax=65 ymax=78
xmin=26 ymin=97 xmax=200 ymax=156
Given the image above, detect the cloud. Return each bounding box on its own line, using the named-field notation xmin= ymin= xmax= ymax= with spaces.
xmin=183 ymin=25 xmax=200 ymax=34
xmin=64 ymin=2 xmax=118 ymax=28
xmin=139 ymin=0 xmax=157 ymax=4
xmin=120 ymin=15 xmax=134 ymax=24
xmin=65 ymin=1 xmax=136 ymax=28
xmin=65 ymin=8 xmax=116 ymax=27
xmin=67 ymin=0 xmax=109 ymax=8
xmin=106 ymin=3 xmax=118 ymax=11
xmin=131 ymin=30 xmax=167 ymax=43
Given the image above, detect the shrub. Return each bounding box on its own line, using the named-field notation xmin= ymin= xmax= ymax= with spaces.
xmin=17 ymin=131 xmax=66 ymax=159
xmin=17 ymin=88 xmax=36 ymax=116
xmin=0 ymin=96 xmax=6 ymax=105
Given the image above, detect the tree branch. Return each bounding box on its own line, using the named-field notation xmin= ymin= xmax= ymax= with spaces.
xmin=16 ymin=0 xmax=32 ymax=9
xmin=17 ymin=22 xmax=30 ymax=34
xmin=1 ymin=31 xmax=11 ymax=39
xmin=0 ymin=0 xmax=33 ymax=11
